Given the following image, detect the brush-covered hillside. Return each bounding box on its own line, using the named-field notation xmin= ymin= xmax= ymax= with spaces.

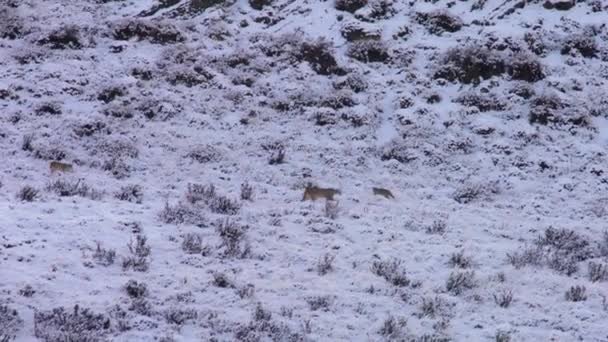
xmin=1 ymin=0 xmax=608 ymax=341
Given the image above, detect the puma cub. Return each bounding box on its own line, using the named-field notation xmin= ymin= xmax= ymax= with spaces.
xmin=50 ymin=161 xmax=73 ymax=174
xmin=372 ymin=187 xmax=394 ymax=199
xmin=302 ymin=183 xmax=341 ymax=201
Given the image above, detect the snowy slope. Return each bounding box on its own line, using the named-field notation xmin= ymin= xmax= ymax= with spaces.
xmin=1 ymin=0 xmax=608 ymax=341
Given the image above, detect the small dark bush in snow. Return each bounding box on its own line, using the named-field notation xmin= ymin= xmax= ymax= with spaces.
xmin=253 ymin=303 xmax=272 ymax=321
xmin=378 ymin=315 xmax=407 ymax=339
xmin=298 ymin=39 xmax=345 ymax=75
xmin=588 ymin=262 xmax=608 ymax=282
xmin=97 ymin=86 xmax=126 ymax=104
xmin=493 ymin=289 xmax=514 ymax=308
xmin=21 ymin=133 xmax=34 ymax=152
xmin=216 ymin=219 xmax=250 ymax=258
xmin=74 ymin=121 xmax=110 ymax=138
xmin=455 ymin=92 xmax=506 ymax=112
xmin=240 ymin=182 xmax=254 ymax=201
xmin=317 ymin=253 xmax=336 ymax=276
xmin=186 ymin=183 xmax=216 ymax=205
xmin=46 ymin=178 xmax=96 ymax=198
xmin=434 ymin=46 xmax=504 ymax=84
xmin=92 ymin=242 xmax=116 ymax=266
xmin=495 ymin=330 xmax=511 ymax=342
xmin=0 ymin=305 xmax=23 ymax=342
xmin=164 ymin=307 xmax=198 ymax=325
xmin=335 ymin=0 xmax=368 ymax=13
xmin=212 ymin=272 xmax=235 ymax=288
xmin=19 ymin=284 xmax=36 ymax=298
xmin=508 ymin=53 xmax=544 ymax=82
xmin=561 ymin=34 xmax=598 ymax=58
xmin=34 ymin=305 xmax=110 ymax=342
xmin=112 ymin=19 xmax=184 ymax=44
xmin=187 ymin=145 xmax=221 ymax=163
xmin=419 ymin=296 xmax=444 ymax=318
xmin=17 ymin=185 xmax=39 ymax=202
xmin=306 ymin=295 xmax=333 ymax=311
xmin=122 ymin=234 xmax=151 ymax=272
xmin=182 ymin=233 xmax=203 ymax=254
xmin=371 ymin=258 xmax=410 ymax=287
xmin=446 ymin=271 xmax=476 ymax=295
xmin=114 ymin=184 xmax=143 ymax=203
xmin=416 ymin=10 xmax=463 ymax=35
xmin=347 ymin=40 xmax=389 ymax=63
xmin=249 ymin=0 xmax=273 ymax=10
xmin=529 ymin=94 xmax=564 ymax=125
xmin=600 ymin=231 xmax=608 ymax=257
xmin=38 ymin=26 xmax=82 ymax=49
xmin=333 ymin=73 xmax=368 ymax=93
xmin=209 ymin=195 xmax=241 ymax=215
xmin=35 ymin=102 xmax=62 ymax=116
xmin=158 ymin=201 xmax=207 ymax=227
xmin=565 ymin=285 xmax=587 ymax=302
xmin=449 ymin=250 xmax=472 ymax=269
xmin=507 ymin=246 xmax=543 ymax=268
xmin=426 ymin=220 xmax=447 ymax=235
xmin=124 ymin=280 xmax=148 ymax=299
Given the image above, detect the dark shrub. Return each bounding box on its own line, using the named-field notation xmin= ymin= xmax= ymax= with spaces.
xmin=543 ymin=0 xmax=575 ymax=11
xmin=340 ymin=22 xmax=380 ymax=42
xmin=371 ymin=258 xmax=410 ymax=287
xmin=34 ymin=305 xmax=110 ymax=342
xmin=159 ymin=202 xmax=207 ymax=227
xmin=164 ymin=307 xmax=198 ymax=325
xmin=74 ymin=121 xmax=110 ymax=137
xmin=561 ymin=34 xmax=598 ymax=58
xmin=347 ymin=40 xmax=389 ymax=63
xmin=92 ymin=242 xmax=116 ymax=266
xmin=113 ymin=20 xmax=184 ymax=44
xmin=333 ymin=74 xmax=368 ymax=93
xmin=182 ymin=233 xmax=203 ymax=254
xmin=434 ymin=46 xmax=505 ymax=84
xmin=125 ymin=280 xmax=148 ymax=299
xmin=17 ymin=185 xmax=39 ymax=202
xmin=335 ymin=0 xmax=367 ymax=13
xmin=187 ymin=145 xmax=221 ymax=163
xmin=508 ymin=53 xmax=544 ymax=82
xmin=565 ymin=285 xmax=587 ymax=302
xmin=35 ymin=102 xmax=62 ymax=116
xmin=0 ymin=6 xmax=25 ymax=40
xmin=455 ymin=92 xmax=506 ymax=112
xmin=0 ymin=305 xmax=23 ymax=342
xmin=249 ymin=0 xmax=272 ymax=10
xmin=529 ymin=94 xmax=564 ymax=125
xmin=122 ymin=234 xmax=151 ymax=272
xmin=97 ymin=86 xmax=125 ymax=103
xmin=298 ymin=39 xmax=346 ymax=75
xmin=216 ymin=219 xmax=250 ymax=258
xmin=38 ymin=26 xmax=82 ymax=49
xmin=46 ymin=179 xmax=93 ymax=198
xmin=446 ymin=271 xmax=476 ymax=295
xmin=209 ymin=195 xmax=241 ymax=215
xmin=114 ymin=184 xmax=144 ymax=203
xmin=416 ymin=11 xmax=463 ymax=35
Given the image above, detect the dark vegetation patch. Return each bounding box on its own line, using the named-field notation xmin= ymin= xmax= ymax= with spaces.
xmin=113 ymin=19 xmax=184 ymax=44
xmin=297 ymin=39 xmax=346 ymax=75
xmin=561 ymin=34 xmax=598 ymax=58
xmin=416 ymin=11 xmax=463 ymax=35
xmin=347 ymin=39 xmax=389 ymax=63
xmin=249 ymin=0 xmax=273 ymax=10
xmin=340 ymin=22 xmax=380 ymax=42
xmin=38 ymin=26 xmax=82 ymax=49
xmin=335 ymin=0 xmax=368 ymax=13
xmin=434 ymin=46 xmax=545 ymax=84
xmin=0 ymin=305 xmax=23 ymax=341
xmin=455 ymin=92 xmax=506 ymax=112
xmin=34 ymin=305 xmax=111 ymax=342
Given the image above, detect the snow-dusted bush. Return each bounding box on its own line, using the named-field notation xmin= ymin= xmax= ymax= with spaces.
xmin=455 ymin=92 xmax=506 ymax=112
xmin=0 ymin=5 xmax=25 ymax=40
xmin=378 ymin=315 xmax=407 ymax=339
xmin=212 ymin=272 xmax=235 ymax=288
xmin=446 ymin=271 xmax=476 ymax=295
xmin=529 ymin=94 xmax=564 ymax=125
xmin=347 ymin=39 xmax=389 ymax=63
xmin=0 ymin=305 xmax=23 ymax=342
xmin=333 ymin=73 xmax=368 ymax=93
xmin=97 ymin=86 xmax=126 ymax=104
xmin=419 ymin=296 xmax=446 ymax=318
xmin=115 ymin=184 xmax=143 ymax=203
xmin=102 ymin=157 xmax=131 ymax=179
xmin=371 ymin=258 xmax=410 ymax=287
xmin=209 ymin=195 xmax=241 ymax=215
xmin=34 ymin=305 xmax=111 ymax=342
xmin=240 ymin=182 xmax=254 ymax=201
xmin=112 ymin=19 xmax=184 ymax=44
xmin=587 ymin=262 xmax=607 ymax=282
xmin=317 ymin=253 xmax=336 ymax=276
xmin=452 ymin=182 xmax=499 ymax=204
xmin=507 ymin=246 xmax=543 ymax=268
xmin=434 ymin=46 xmax=505 ymax=84
xmin=124 ymin=280 xmax=148 ymax=299
xmin=306 ymin=295 xmax=333 ymax=311
xmin=449 ymin=250 xmax=472 ymax=269
xmin=187 ymin=145 xmax=222 ymax=163
xmin=186 ymin=183 xmax=216 ymax=205
xmin=74 ymin=121 xmax=110 ymax=138
xmin=249 ymin=0 xmax=273 ymax=10
xmin=17 ymin=185 xmax=39 ymax=202
xmin=46 ymin=178 xmax=99 ymax=199
xmin=335 ymin=0 xmax=367 ymax=13
xmin=216 ymin=219 xmax=250 ymax=258
xmin=340 ymin=22 xmax=380 ymax=42
xmin=164 ymin=307 xmax=198 ymax=325
xmin=493 ymin=289 xmax=514 ymax=308
xmin=38 ymin=26 xmax=82 ymax=49
xmin=320 ymin=90 xmax=356 ymax=109
xmin=122 ymin=234 xmax=151 ymax=272
xmin=21 ymin=133 xmax=34 ymax=152
xmin=181 ymin=233 xmax=203 ymax=254
xmin=565 ymin=285 xmax=587 ymax=302
xmin=561 ymin=34 xmax=598 ymax=58
xmin=416 ymin=10 xmax=463 ymax=35
xmin=92 ymin=242 xmax=116 ymax=266
xmin=508 ymin=53 xmax=545 ymax=82
xmin=297 ymin=38 xmax=345 ymax=75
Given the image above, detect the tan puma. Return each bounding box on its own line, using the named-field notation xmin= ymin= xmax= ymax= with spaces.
xmin=373 ymin=187 xmax=394 ymax=199
xmin=302 ymin=183 xmax=341 ymax=201
xmin=50 ymin=161 xmax=73 ymax=174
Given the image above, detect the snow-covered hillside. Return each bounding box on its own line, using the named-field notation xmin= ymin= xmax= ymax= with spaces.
xmin=1 ymin=0 xmax=608 ymax=340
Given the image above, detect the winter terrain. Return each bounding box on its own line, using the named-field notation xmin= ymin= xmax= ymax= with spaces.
xmin=1 ymin=0 xmax=608 ymax=341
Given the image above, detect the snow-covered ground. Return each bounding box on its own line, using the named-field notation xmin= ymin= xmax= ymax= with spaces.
xmin=1 ymin=0 xmax=608 ymax=341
